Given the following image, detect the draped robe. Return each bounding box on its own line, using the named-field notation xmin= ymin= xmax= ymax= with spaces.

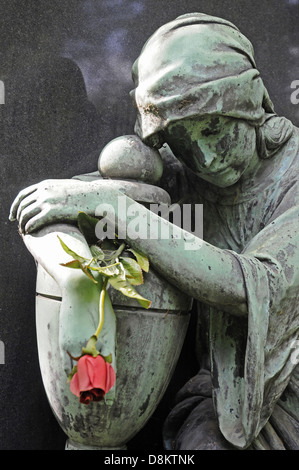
xmin=163 ymin=128 xmax=299 ymax=450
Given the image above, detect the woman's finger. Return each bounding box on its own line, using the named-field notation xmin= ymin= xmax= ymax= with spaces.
xmin=18 ymin=202 xmax=42 ymax=234
xmin=24 ymin=207 xmax=53 ymax=234
xmin=16 ymin=194 xmax=37 ymax=222
xmin=9 ymin=185 xmax=38 ymax=221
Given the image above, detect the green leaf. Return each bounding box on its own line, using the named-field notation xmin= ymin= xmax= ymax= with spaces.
xmin=127 ymin=248 xmax=149 ymax=272
xmin=58 ymin=236 xmax=99 ymax=283
xmin=79 ymin=266 xmax=98 ymax=284
xmin=57 ymin=235 xmax=89 ymax=264
xmin=90 ymin=245 xmax=105 ymax=262
xmin=102 ymin=353 xmax=112 ymax=364
xmin=111 ymin=242 xmax=126 ymax=261
xmin=90 ymin=263 xmax=122 ymax=277
xmin=120 ymin=257 xmax=144 ymax=286
xmin=108 ymin=265 xmax=151 ymax=309
xmin=77 ymin=211 xmax=100 ymax=245
xmin=67 ymin=364 xmax=77 ymax=382
xmin=60 ymin=259 xmax=82 ymax=269
xmin=59 ymin=258 xmax=98 ymax=286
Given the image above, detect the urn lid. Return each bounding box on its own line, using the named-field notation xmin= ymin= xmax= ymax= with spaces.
xmin=98 ymin=135 xmax=163 ymax=184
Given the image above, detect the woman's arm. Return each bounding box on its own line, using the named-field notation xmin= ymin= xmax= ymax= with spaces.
xmin=112 ymin=191 xmax=247 ymax=317
xmin=9 ymin=178 xmax=247 ymax=316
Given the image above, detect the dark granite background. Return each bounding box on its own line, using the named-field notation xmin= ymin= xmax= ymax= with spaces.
xmin=0 ymin=0 xmax=298 ymax=450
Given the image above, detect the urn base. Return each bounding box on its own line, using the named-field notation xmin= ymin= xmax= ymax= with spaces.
xmin=65 ymin=439 xmax=127 ymax=450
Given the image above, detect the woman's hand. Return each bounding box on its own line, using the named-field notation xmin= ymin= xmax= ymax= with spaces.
xmin=9 ymin=177 xmax=164 ymax=234
xmin=9 ymin=178 xmax=98 ymax=234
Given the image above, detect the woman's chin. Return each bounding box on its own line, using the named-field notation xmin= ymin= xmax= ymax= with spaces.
xmin=198 ymin=170 xmax=241 ymax=188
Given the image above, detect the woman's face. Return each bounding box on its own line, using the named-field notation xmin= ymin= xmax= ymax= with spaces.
xmin=162 ymin=116 xmax=257 ymax=188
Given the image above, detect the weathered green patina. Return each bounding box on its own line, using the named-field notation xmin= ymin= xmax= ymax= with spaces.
xmin=10 ymin=13 xmax=299 ymax=450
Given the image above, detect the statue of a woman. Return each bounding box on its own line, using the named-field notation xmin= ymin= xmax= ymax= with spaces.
xmin=10 ymin=13 xmax=299 ymax=449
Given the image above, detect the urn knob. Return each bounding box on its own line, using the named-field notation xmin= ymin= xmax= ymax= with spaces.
xmin=98 ymin=135 xmax=163 ymax=184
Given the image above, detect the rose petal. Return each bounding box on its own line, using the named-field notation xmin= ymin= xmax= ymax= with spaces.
xmin=90 ymin=355 xmax=107 ymax=391
xmin=105 ymin=362 xmax=116 ymax=392
xmin=77 ymin=354 xmax=103 ymax=391
xmin=80 ymin=391 xmax=93 ymax=404
xmin=91 ymin=388 xmax=105 ymax=402
xmin=76 ymin=356 xmax=91 ymax=390
xmin=70 ymin=372 xmax=80 ymax=397
xmin=70 ymin=355 xmax=116 ymax=402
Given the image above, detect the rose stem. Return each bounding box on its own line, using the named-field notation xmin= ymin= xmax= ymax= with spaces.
xmin=93 ymin=242 xmax=125 ymax=339
xmin=94 ymin=276 xmax=109 ymax=339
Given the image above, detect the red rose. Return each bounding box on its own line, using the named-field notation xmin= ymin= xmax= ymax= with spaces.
xmin=70 ymin=354 xmax=116 ymax=405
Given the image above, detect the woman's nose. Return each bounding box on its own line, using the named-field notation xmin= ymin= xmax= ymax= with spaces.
xmin=196 ymin=141 xmax=217 ymax=169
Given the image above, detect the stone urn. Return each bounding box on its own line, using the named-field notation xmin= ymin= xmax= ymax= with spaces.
xmin=36 ymin=257 xmax=192 ymax=450
xmin=34 ymin=136 xmax=193 ymax=450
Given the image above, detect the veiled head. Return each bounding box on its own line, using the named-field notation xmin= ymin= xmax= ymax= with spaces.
xmin=130 ymin=13 xmax=274 ymax=147
xmin=130 ymin=13 xmax=293 ymax=185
